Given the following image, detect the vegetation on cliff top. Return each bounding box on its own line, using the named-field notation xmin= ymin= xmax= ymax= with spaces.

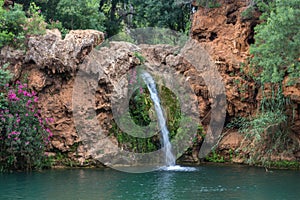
xmin=11 ymin=0 xmax=191 ymax=37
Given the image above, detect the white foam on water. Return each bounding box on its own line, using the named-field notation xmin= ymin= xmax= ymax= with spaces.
xmin=158 ymin=165 xmax=197 ymax=172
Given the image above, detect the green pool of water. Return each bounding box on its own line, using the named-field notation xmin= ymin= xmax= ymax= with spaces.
xmin=0 ymin=165 xmax=299 ymax=200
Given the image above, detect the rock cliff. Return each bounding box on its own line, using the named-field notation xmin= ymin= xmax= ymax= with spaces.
xmin=1 ymin=0 xmax=299 ymax=166
xmin=191 ymin=0 xmax=300 ymax=163
xmin=1 ymin=29 xmax=105 ymax=165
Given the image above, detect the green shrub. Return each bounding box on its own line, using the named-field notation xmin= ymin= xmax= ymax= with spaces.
xmin=0 ymin=1 xmax=46 ymax=48
xmin=0 ymin=1 xmax=26 ymax=48
xmin=249 ymin=0 xmax=300 ymax=85
xmin=23 ymin=2 xmax=46 ymax=36
xmin=0 ymin=64 xmax=12 ymax=111
xmin=205 ymin=150 xmax=225 ymax=163
xmin=237 ymin=109 xmax=298 ymax=167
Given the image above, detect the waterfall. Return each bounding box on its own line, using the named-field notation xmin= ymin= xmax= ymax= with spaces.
xmin=141 ymin=71 xmax=176 ymax=166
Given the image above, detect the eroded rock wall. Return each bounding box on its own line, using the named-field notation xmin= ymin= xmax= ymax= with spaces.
xmin=1 ymin=29 xmax=105 ymax=165
xmin=191 ymin=0 xmax=300 ymax=162
xmin=192 ymin=0 xmax=259 ymax=118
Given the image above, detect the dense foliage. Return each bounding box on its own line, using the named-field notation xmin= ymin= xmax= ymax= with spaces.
xmin=235 ymin=0 xmax=300 ymax=166
xmin=0 ymin=67 xmax=53 ymax=171
xmin=56 ymin=0 xmax=105 ymax=31
xmin=12 ymin=0 xmax=191 ymax=37
xmin=0 ymin=1 xmax=46 ymax=48
xmin=250 ymin=0 xmax=300 ymax=85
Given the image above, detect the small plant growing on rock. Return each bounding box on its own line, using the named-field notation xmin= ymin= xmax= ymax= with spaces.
xmin=205 ymin=150 xmax=225 ymax=163
xmin=23 ymin=2 xmax=46 ymax=36
xmin=0 ymin=67 xmax=53 ymax=171
xmin=133 ymin=52 xmax=146 ymax=64
xmin=196 ymin=0 xmax=221 ymax=8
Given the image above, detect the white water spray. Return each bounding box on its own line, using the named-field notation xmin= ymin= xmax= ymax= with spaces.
xmin=141 ymin=71 xmax=176 ymax=166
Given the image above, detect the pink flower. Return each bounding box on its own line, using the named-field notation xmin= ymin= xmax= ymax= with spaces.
xmin=32 ymin=91 xmax=37 ymax=96
xmin=11 ymin=131 xmax=20 ymax=135
xmin=23 ymin=90 xmax=28 ymax=96
xmin=8 ymin=131 xmax=21 ymax=139
xmin=16 ymin=118 xmax=20 ymax=123
xmin=8 ymin=90 xmax=17 ymax=100
xmin=26 ymin=100 xmax=32 ymax=107
xmin=22 ymin=89 xmax=31 ymax=97
xmin=25 ymin=113 xmax=29 ymax=116
xmin=8 ymin=90 xmax=20 ymax=101
xmin=45 ymin=118 xmax=55 ymax=124
xmin=34 ymin=96 xmax=38 ymax=103
xmin=139 ymin=87 xmax=143 ymax=94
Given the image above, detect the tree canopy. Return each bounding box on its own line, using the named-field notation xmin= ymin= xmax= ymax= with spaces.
xmin=250 ymin=0 xmax=300 ymax=85
xmin=12 ymin=0 xmax=191 ymax=37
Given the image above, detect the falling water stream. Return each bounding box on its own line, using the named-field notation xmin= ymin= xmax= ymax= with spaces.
xmin=141 ymin=71 xmax=176 ymax=166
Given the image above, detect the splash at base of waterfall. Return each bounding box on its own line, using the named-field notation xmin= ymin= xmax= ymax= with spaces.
xmin=159 ymin=165 xmax=197 ymax=172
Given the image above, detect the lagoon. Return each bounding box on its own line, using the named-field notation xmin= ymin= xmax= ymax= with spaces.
xmin=0 ymin=165 xmax=299 ymax=200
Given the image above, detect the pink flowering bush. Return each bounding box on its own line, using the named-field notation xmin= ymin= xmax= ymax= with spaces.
xmin=0 ymin=68 xmax=53 ymax=171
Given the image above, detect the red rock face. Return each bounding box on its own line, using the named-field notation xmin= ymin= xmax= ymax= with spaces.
xmin=191 ymin=0 xmax=300 ymax=162
xmin=191 ymin=0 xmax=260 ymax=118
xmin=0 ymin=29 xmax=105 ymax=165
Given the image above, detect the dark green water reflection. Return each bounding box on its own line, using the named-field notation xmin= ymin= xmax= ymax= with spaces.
xmin=0 ymin=165 xmax=299 ymax=200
